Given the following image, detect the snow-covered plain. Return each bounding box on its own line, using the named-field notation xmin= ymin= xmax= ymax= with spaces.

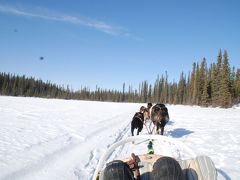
xmin=0 ymin=96 xmax=239 ymax=180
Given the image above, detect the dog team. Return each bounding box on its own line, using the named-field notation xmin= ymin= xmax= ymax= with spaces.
xmin=131 ymin=103 xmax=169 ymax=136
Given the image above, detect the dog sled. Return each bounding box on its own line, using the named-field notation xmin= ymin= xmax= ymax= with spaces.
xmin=92 ymin=135 xmax=217 ymax=180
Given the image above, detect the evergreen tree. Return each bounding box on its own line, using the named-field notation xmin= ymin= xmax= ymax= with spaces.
xmin=235 ymin=69 xmax=240 ymax=103
xmin=172 ymin=82 xmax=178 ymax=104
xmin=143 ymin=81 xmax=148 ymax=103
xmin=190 ymin=62 xmax=196 ymax=104
xmin=177 ymin=72 xmax=186 ymax=104
xmin=162 ymin=71 xmax=168 ymax=104
xmin=212 ymin=50 xmax=222 ymax=106
xmin=122 ymin=83 xmax=125 ymax=102
xmin=219 ymin=50 xmax=232 ymax=107
xmin=201 ymin=72 xmax=209 ymax=106
xmin=148 ymin=84 xmax=152 ymax=102
xmin=159 ymin=75 xmax=164 ymax=103
xmin=199 ymin=58 xmax=207 ymax=104
xmin=230 ymin=67 xmax=236 ymax=102
xmin=193 ymin=63 xmax=200 ymax=104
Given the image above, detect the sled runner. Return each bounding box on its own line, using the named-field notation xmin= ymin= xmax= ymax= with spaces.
xmin=92 ymin=135 xmax=217 ymax=180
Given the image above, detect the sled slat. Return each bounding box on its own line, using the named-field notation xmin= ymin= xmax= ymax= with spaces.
xmin=178 ymin=156 xmax=217 ymax=180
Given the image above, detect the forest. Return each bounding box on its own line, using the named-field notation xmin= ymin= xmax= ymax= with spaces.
xmin=1 ymin=50 xmax=240 ymax=108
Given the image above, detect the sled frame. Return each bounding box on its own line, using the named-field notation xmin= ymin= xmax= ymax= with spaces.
xmin=92 ymin=135 xmax=196 ymax=180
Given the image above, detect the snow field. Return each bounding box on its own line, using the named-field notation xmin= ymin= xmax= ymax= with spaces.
xmin=0 ymin=96 xmax=239 ymax=179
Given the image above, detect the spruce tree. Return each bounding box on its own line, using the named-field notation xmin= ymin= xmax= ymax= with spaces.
xmin=190 ymin=62 xmax=196 ymax=104
xmin=122 ymin=83 xmax=125 ymax=102
xmin=230 ymin=67 xmax=236 ymax=102
xmin=177 ymin=72 xmax=186 ymax=104
xmin=163 ymin=71 xmax=169 ymax=104
xmin=219 ymin=50 xmax=232 ymax=107
xmin=201 ymin=72 xmax=209 ymax=107
xmin=193 ymin=63 xmax=200 ymax=104
xmin=211 ymin=50 xmax=222 ymax=106
xmin=142 ymin=81 xmax=148 ymax=103
xmin=207 ymin=64 xmax=213 ymax=105
xmin=159 ymin=75 xmax=164 ymax=103
xmin=148 ymin=84 xmax=152 ymax=102
xmin=199 ymin=58 xmax=207 ymax=104
xmin=172 ymin=82 xmax=178 ymax=104
xmin=235 ymin=69 xmax=240 ymax=103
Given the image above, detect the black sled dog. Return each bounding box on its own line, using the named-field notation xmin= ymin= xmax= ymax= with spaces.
xmin=131 ymin=106 xmax=148 ymax=136
xmin=150 ymin=103 xmax=169 ymax=135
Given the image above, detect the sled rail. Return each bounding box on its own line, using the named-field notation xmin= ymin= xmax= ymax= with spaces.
xmin=92 ymin=135 xmax=196 ymax=180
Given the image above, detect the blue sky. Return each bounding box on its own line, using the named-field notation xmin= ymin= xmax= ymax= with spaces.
xmin=0 ymin=0 xmax=240 ymax=90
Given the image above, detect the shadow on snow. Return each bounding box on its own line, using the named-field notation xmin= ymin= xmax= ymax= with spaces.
xmin=167 ymin=120 xmax=174 ymax=125
xmin=167 ymin=128 xmax=194 ymax=138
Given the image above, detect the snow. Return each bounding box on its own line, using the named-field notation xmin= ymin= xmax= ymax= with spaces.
xmin=0 ymin=96 xmax=239 ymax=180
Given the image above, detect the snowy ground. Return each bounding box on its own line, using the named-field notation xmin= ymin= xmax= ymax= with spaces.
xmin=0 ymin=96 xmax=239 ymax=180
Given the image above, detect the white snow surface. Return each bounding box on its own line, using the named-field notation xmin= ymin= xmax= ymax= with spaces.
xmin=0 ymin=96 xmax=239 ymax=180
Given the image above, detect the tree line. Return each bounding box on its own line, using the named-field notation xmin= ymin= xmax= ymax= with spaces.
xmin=147 ymin=50 xmax=240 ymax=108
xmin=0 ymin=73 xmax=137 ymax=102
xmin=1 ymin=49 xmax=240 ymax=108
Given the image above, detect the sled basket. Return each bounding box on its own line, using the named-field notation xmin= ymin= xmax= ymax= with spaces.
xmin=92 ymin=135 xmax=217 ymax=180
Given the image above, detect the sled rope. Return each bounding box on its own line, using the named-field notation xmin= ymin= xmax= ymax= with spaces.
xmin=144 ymin=123 xmax=151 ymax=134
xmin=150 ymin=124 xmax=157 ymax=134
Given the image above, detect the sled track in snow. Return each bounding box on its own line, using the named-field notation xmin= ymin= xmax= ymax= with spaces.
xmin=107 ymin=121 xmax=131 ymax=159
xmin=87 ymin=120 xmax=131 ymax=180
xmin=2 ymin=113 xmax=132 ymax=180
xmin=84 ymin=113 xmax=129 ymax=140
